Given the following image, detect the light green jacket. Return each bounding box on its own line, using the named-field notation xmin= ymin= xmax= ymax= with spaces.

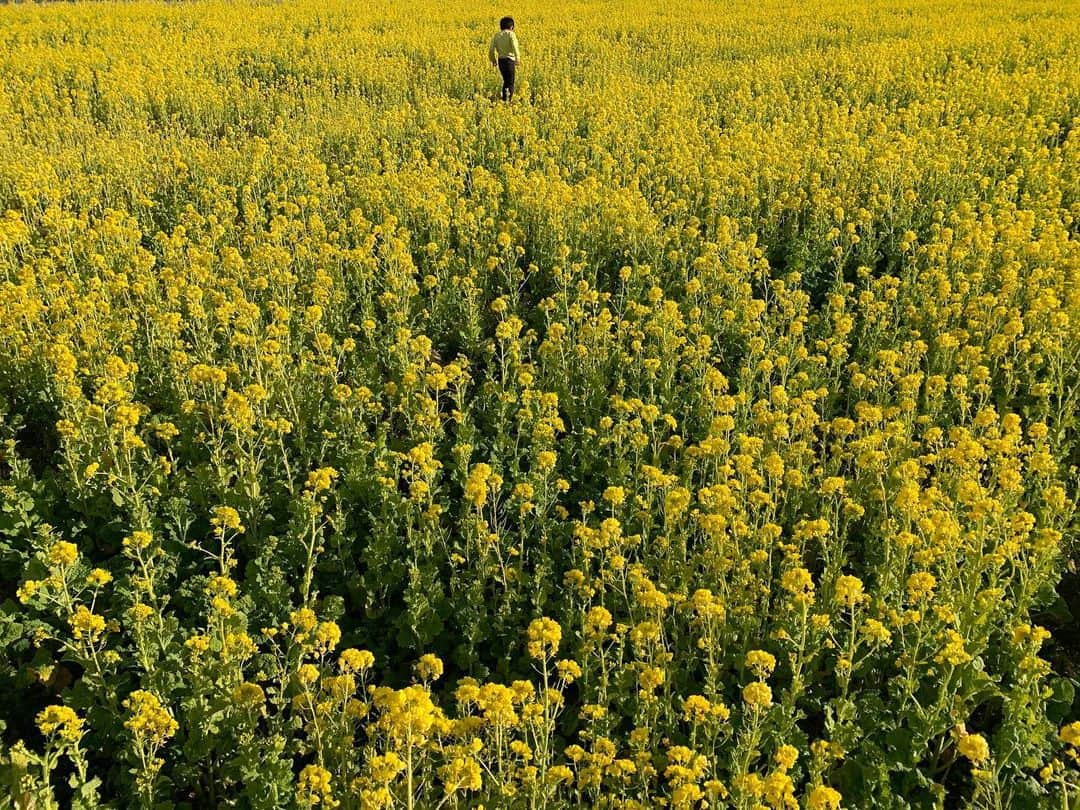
xmin=489 ymin=30 xmax=520 ymax=63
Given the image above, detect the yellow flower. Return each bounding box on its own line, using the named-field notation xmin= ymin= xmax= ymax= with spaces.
xmin=454 ymin=677 xmax=481 ymax=707
xmin=526 ymin=617 xmax=562 ymax=659
xmin=672 ymin=783 xmax=704 ymax=806
xmin=690 ymin=588 xmax=725 ymax=620
xmin=638 ymin=665 xmax=665 ymax=693
xmin=69 ymin=606 xmax=107 ymax=642
xmin=297 ymin=664 xmax=321 ymax=686
xmin=188 ymin=364 xmax=227 ymax=387
xmin=683 ymin=694 xmax=712 ymax=723
xmin=36 ymin=705 xmax=84 ymax=742
xmin=556 ymin=659 xmax=582 ymax=683
xmin=464 ymin=462 xmax=493 ymax=508
xmin=547 ymin=764 xmax=574 ymax=784
xmin=665 ymin=487 xmax=692 ymax=517
xmin=806 ymin=785 xmax=842 ymax=810
xmin=206 ymin=575 xmax=238 ymax=598
xmin=323 ymin=674 xmax=356 ymax=700
xmin=536 ymin=450 xmax=557 ymax=471
xmin=16 ymin=579 xmax=44 ymax=603
xmin=297 ymin=763 xmax=337 ymax=807
xmin=935 ymin=630 xmax=972 ymax=666
xmin=48 ymin=541 xmax=78 ymax=568
xmin=290 ymin=607 xmax=319 ymax=634
xmin=123 ymin=531 xmax=153 ymax=551
xmin=602 ymin=486 xmax=626 ymax=506
xmin=339 ymin=648 xmax=375 ymax=674
xmin=221 ymin=389 xmax=255 ymax=432
xmin=306 ymin=466 xmax=339 ymax=493
xmin=415 ymin=653 xmax=444 ymax=682
xmin=958 ymin=733 xmax=990 ymax=764
xmin=232 ymin=682 xmax=266 ymax=708
xmin=223 ymin=631 xmax=257 ymax=660
xmin=373 ymin=684 xmax=444 ymax=740
xmin=494 ymin=315 xmax=523 ymax=341
xmin=745 ymin=649 xmax=777 ymax=679
xmin=440 ymin=756 xmax=483 ymax=794
xmin=1060 ymin=722 xmax=1080 ymax=747
xmin=906 ymin=571 xmax=937 ymax=602
xmin=780 ymin=567 xmax=815 ymax=604
xmin=584 ymin=605 xmax=613 ymax=638
xmin=312 ymin=621 xmax=342 ymax=654
xmin=211 ymin=506 xmax=244 ymax=533
xmin=86 ymin=568 xmax=113 ymax=587
xmin=860 ymin=618 xmax=892 ymax=645
xmin=742 ymin=681 xmax=773 ymax=708
xmin=832 ymin=575 xmax=866 ymax=609
xmin=763 ymin=770 xmax=795 ymax=808
xmin=368 ymin=752 xmax=406 ymax=783
xmin=472 ymin=684 xmax=516 ymax=727
xmin=123 ymin=690 xmax=178 ymax=746
xmin=128 ymin=603 xmax=154 ymax=623
xmin=775 ymin=744 xmax=798 ymax=771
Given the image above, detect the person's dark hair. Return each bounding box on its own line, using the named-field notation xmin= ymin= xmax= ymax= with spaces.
xmin=500 ymin=16 xmax=514 ymax=30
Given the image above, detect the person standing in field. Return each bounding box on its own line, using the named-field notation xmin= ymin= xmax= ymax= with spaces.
xmin=489 ymin=17 xmax=520 ymax=102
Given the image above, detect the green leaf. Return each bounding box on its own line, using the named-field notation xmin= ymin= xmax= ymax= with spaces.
xmin=1047 ymin=677 xmax=1075 ymax=723
xmin=885 ymin=725 xmax=916 ymax=767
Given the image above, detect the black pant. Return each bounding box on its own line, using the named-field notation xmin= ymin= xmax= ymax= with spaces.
xmin=497 ymin=57 xmax=516 ymax=101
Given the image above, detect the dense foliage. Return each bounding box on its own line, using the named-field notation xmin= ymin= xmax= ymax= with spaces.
xmin=1 ymin=0 xmax=1079 ymax=807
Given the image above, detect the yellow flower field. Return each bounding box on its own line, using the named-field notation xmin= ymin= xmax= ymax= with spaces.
xmin=0 ymin=0 xmax=1079 ymax=807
